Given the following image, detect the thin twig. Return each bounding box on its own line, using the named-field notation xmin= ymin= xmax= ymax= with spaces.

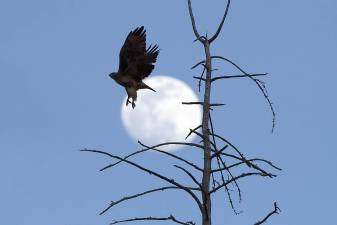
xmin=209 ymin=0 xmax=231 ymax=43
xmin=187 ymin=0 xmax=203 ymax=43
xmin=100 ymin=141 xmax=204 ymax=172
xmin=110 ymin=215 xmax=195 ymax=225
xmin=100 ymin=186 xmax=198 ymax=215
xmin=210 ymin=172 xmax=275 ymax=194
xmin=209 ymin=113 xmax=241 ymax=213
xmin=212 ymin=56 xmax=276 ymax=132
xmin=210 ymin=133 xmax=251 ymax=167
xmin=210 ymin=144 xmax=228 ymax=159
xmin=209 ymin=133 xmax=278 ymax=177
xmin=81 ymin=149 xmax=203 ymax=212
xmin=254 ymin=202 xmax=280 ymax=225
xmin=187 ymin=128 xmax=217 ymax=150
xmin=192 ymin=55 xmax=275 ymax=132
xmin=211 ymin=150 xmax=279 ymax=177
xmin=174 ymin=165 xmax=202 ymax=188
xmin=185 ymin=125 xmax=202 ymax=140
xmin=193 ymin=76 xmax=206 ymax=81
xmin=182 ymin=101 xmax=204 ymax=105
xmin=211 ymin=73 xmax=268 ymax=82
xmin=138 ymin=141 xmax=203 ymax=172
xmin=211 ymin=157 xmax=282 ymax=173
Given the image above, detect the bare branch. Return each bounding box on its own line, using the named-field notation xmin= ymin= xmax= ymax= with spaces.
xmin=185 ymin=125 xmax=202 ymax=140
xmin=211 ymin=73 xmax=268 ymax=82
xmin=210 ymin=103 xmax=225 ymax=107
xmin=212 ymin=56 xmax=276 ymax=132
xmin=210 ymin=133 xmax=279 ymax=177
xmin=187 ymin=0 xmax=204 ymax=43
xmin=211 ymin=157 xmax=281 ymax=173
xmin=111 ymin=215 xmax=195 ymax=225
xmin=100 ymin=141 xmax=203 ymax=172
xmin=182 ymin=101 xmax=204 ymax=105
xmin=100 ymin=186 xmax=198 ymax=215
xmin=209 ymin=113 xmax=241 ymax=213
xmin=193 ymin=76 xmax=206 ymax=81
xmin=182 ymin=102 xmax=225 ymax=107
xmin=137 ymin=141 xmax=205 ymax=151
xmin=138 ymin=141 xmax=203 ymax=172
xmin=191 ymin=60 xmax=207 ymax=69
xmin=186 ymin=128 xmax=217 ymax=150
xmin=254 ymin=202 xmax=280 ymax=225
xmin=218 ymin=155 xmax=242 ymax=204
xmin=174 ymin=165 xmax=202 ymax=188
xmin=209 ymin=0 xmax=231 ymax=43
xmin=192 ymin=55 xmax=275 ymax=132
xmin=211 ymin=149 xmax=278 ymax=178
xmin=210 ymin=172 xmax=275 ymax=194
xmin=81 ymin=149 xmax=203 ymax=212
xmin=210 ymin=144 xmax=228 ymax=159
xmin=199 ymin=66 xmax=206 ymax=92
xmin=249 ymin=158 xmax=282 ymax=171
xmin=210 ymin=133 xmax=251 ymax=167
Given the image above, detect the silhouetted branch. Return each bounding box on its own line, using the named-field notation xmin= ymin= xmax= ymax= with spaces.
xmin=137 ymin=141 xmax=205 ymax=151
xmin=212 ymin=56 xmax=275 ymax=132
xmin=182 ymin=102 xmax=225 ymax=107
xmin=210 ymin=133 xmax=251 ymax=167
xmin=138 ymin=141 xmax=203 ymax=172
xmin=186 ymin=128 xmax=217 ymax=150
xmin=187 ymin=0 xmax=204 ymax=43
xmin=199 ymin=66 xmax=206 ymax=91
xmin=185 ymin=125 xmax=202 ymax=139
xmin=211 ymin=157 xmax=282 ymax=173
xmin=174 ymin=165 xmax=202 ymax=188
xmin=209 ymin=113 xmax=241 ymax=213
xmin=211 ymin=73 xmax=268 ymax=82
xmin=209 ymin=0 xmax=231 ymax=43
xmin=254 ymin=202 xmax=280 ymax=225
xmin=182 ymin=101 xmax=204 ymax=105
xmin=81 ymin=149 xmax=203 ymax=212
xmin=212 ymin=149 xmax=280 ymax=178
xmin=210 ymin=172 xmax=275 ymax=194
xmin=111 ymin=215 xmax=195 ymax=225
xmin=100 ymin=141 xmax=204 ymax=172
xmin=192 ymin=55 xmax=275 ymax=132
xmin=210 ymin=103 xmax=225 ymax=107
xmin=209 ymin=134 xmax=279 ymax=177
xmin=193 ymin=76 xmax=206 ymax=81
xmin=210 ymin=144 xmax=228 ymax=159
xmin=100 ymin=186 xmax=198 ymax=215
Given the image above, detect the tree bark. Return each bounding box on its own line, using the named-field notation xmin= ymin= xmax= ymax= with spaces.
xmin=201 ymin=40 xmax=212 ymax=225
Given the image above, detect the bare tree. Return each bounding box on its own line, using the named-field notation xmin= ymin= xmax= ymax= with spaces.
xmin=82 ymin=1 xmax=281 ymax=225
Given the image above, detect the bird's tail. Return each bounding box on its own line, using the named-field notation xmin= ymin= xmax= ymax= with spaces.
xmin=140 ymin=82 xmax=156 ymax=92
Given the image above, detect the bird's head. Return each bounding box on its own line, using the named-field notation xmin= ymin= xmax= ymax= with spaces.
xmin=108 ymin=72 xmax=117 ymax=80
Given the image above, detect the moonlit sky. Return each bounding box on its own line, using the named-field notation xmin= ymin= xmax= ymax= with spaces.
xmin=1 ymin=1 xmax=336 ymax=225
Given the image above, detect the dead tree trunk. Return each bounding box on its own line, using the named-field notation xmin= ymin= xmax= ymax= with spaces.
xmin=201 ymin=40 xmax=212 ymax=225
xmin=82 ymin=1 xmax=280 ymax=225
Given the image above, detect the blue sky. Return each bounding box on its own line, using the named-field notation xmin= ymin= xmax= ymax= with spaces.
xmin=1 ymin=0 xmax=336 ymax=225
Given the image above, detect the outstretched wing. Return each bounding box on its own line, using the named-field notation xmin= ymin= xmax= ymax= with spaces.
xmin=135 ymin=44 xmax=159 ymax=81
xmin=118 ymin=26 xmax=146 ymax=74
xmin=118 ymin=26 xmax=159 ymax=82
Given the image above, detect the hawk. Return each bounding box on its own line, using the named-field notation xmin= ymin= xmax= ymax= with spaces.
xmin=109 ymin=26 xmax=160 ymax=108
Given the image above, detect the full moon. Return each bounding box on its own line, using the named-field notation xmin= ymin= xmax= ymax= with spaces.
xmin=121 ymin=76 xmax=202 ymax=151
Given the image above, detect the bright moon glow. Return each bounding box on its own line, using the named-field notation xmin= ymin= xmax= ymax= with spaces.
xmin=121 ymin=76 xmax=202 ymax=151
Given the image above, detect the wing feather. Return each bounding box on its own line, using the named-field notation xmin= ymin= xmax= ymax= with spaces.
xmin=118 ymin=26 xmax=159 ymax=82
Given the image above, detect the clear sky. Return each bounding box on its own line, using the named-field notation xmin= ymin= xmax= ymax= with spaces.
xmin=1 ymin=0 xmax=336 ymax=225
